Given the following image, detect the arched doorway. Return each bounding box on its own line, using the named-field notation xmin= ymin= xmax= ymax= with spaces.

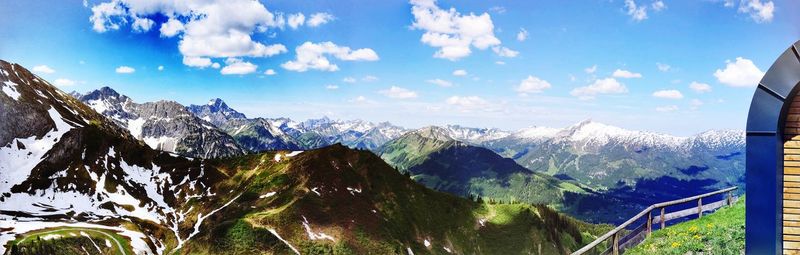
xmin=747 ymin=41 xmax=800 ymax=254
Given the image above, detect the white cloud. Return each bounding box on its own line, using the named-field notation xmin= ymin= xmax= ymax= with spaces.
xmin=516 ymin=75 xmax=552 ymax=95
xmin=570 ymin=78 xmax=628 ymax=99
xmin=350 ymin=96 xmax=369 ymax=103
xmin=287 ymin=13 xmax=305 ymax=29
xmin=492 ymin=46 xmax=519 ymax=58
xmin=159 ymin=18 xmax=184 ymax=37
xmin=446 ymin=95 xmax=488 ymax=107
xmin=689 ymin=81 xmax=712 ymax=93
xmin=738 ymin=0 xmax=774 ymax=23
xmin=452 ymin=69 xmax=467 ymax=76
xmin=211 ymin=62 xmax=221 ymax=69
xmin=410 ymin=0 xmax=503 ymax=60
xmin=281 ymin=41 xmax=379 ymax=72
xmin=489 ymin=6 xmax=506 ymax=14
xmin=307 ymin=12 xmax=335 ymax=27
xmin=90 ymin=0 xmax=289 ymax=70
xmin=656 ymin=62 xmax=671 ymax=72
xmin=157 ymin=65 xmax=164 ymax=71
xmin=624 ymin=0 xmax=648 ymax=21
xmin=427 ymin=78 xmax=453 ymax=87
xmin=325 ymin=84 xmax=339 ymax=90
xmin=584 ymin=65 xmax=597 ymax=74
xmin=379 ymin=86 xmax=418 ymax=99
xmin=713 ymin=57 xmax=764 ymax=87
xmin=54 ymin=78 xmax=76 ymax=87
xmin=652 ymin=0 xmax=666 ymax=11
xmin=516 ymin=28 xmax=528 ymax=42
xmin=183 ymin=56 xmax=214 ymax=68
xmin=33 ymin=65 xmax=55 ymax=74
xmin=612 ymin=69 xmax=642 ymax=78
xmin=655 ymin=105 xmax=679 ymax=112
xmin=343 ymin=77 xmax=356 ymax=83
xmin=652 ymin=89 xmax=684 ymax=99
xmin=362 ymin=75 xmax=379 ymax=82
xmin=264 ymin=69 xmax=277 ymax=75
xmin=495 ymin=61 xmax=506 ymax=65
xmin=115 ymin=66 xmax=135 ymax=74
xmin=220 ymin=58 xmax=257 ymax=75
xmin=131 ymin=16 xmax=154 ymax=32
xmin=691 ymin=99 xmax=704 ymax=109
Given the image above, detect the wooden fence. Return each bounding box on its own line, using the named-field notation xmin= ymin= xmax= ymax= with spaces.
xmin=571 ymin=187 xmax=738 ymax=255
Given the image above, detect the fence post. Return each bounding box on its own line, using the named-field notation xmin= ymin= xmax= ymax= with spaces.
xmin=613 ymin=232 xmax=619 ymax=255
xmin=698 ymin=198 xmax=703 ymax=218
xmin=647 ymin=210 xmax=653 ymax=236
xmin=660 ymin=207 xmax=665 ymax=229
xmin=727 ymin=191 xmax=733 ymax=206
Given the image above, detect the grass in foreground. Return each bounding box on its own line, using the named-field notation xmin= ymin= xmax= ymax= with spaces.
xmin=7 ymin=227 xmax=134 ymax=255
xmin=626 ymin=196 xmax=745 ymax=255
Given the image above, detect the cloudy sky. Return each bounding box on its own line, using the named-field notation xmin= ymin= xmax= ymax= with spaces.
xmin=0 ymin=0 xmax=796 ymax=135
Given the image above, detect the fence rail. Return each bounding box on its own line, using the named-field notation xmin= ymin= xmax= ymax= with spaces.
xmin=571 ymin=186 xmax=738 ymax=255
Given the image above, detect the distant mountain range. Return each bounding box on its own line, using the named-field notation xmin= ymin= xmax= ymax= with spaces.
xmin=0 ymin=60 xmax=606 ymax=254
xmin=69 ymin=85 xmax=745 ymax=224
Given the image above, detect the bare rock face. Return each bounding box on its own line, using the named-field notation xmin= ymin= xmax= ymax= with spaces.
xmin=77 ymin=87 xmax=244 ymax=159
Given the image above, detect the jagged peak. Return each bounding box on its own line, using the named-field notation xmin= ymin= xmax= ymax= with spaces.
xmin=410 ymin=126 xmax=453 ymax=141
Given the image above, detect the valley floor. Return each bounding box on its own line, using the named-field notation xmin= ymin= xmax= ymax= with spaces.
xmin=626 ymin=196 xmax=745 ymax=254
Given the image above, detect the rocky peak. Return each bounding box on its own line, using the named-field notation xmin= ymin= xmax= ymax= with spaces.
xmin=411 ymin=126 xmax=453 ymax=141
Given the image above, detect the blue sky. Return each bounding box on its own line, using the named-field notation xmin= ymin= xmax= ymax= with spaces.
xmin=0 ymin=0 xmax=796 ymax=135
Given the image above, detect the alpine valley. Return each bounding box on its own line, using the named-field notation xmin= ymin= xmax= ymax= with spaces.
xmin=0 ymin=60 xmax=743 ymax=254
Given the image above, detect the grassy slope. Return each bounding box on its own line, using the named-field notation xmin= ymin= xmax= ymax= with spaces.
xmin=7 ymin=227 xmax=133 ymax=255
xmin=182 ymin=145 xmax=612 ymax=255
xmin=626 ymin=196 xmax=745 ymax=255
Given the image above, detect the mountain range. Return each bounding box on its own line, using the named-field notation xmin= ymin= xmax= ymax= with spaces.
xmin=0 ymin=60 xmax=616 ymax=254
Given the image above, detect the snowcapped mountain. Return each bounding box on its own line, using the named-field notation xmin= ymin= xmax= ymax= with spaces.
xmin=0 ymin=60 xmax=240 ymax=254
xmin=76 ymin=87 xmax=245 ymax=159
xmin=187 ymin=100 xmax=409 ymax=151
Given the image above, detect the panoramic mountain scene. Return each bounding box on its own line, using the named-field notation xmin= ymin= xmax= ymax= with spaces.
xmin=0 ymin=0 xmax=791 ymax=254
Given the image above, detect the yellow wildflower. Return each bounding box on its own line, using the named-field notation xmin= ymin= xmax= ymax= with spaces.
xmin=693 ymin=234 xmax=702 ymax=239
xmin=671 ymin=242 xmax=680 ymax=248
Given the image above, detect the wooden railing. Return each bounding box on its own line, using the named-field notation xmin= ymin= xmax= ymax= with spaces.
xmin=571 ymin=187 xmax=738 ymax=255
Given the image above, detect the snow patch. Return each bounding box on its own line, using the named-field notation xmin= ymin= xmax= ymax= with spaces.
xmin=126 ymin=118 xmax=146 ymax=138
xmin=2 ymin=81 xmax=21 ymax=100
xmin=301 ymin=216 xmax=335 ymax=241
xmin=424 ymin=239 xmax=431 ymax=247
xmin=268 ymin=229 xmax=301 ymax=255
xmin=259 ymin=192 xmax=276 ymax=198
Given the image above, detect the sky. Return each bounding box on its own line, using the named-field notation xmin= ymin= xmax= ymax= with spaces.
xmin=0 ymin=0 xmax=797 ymax=136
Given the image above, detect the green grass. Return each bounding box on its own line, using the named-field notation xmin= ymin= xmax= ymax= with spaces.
xmin=626 ymin=196 xmax=745 ymax=255
xmin=8 ymin=227 xmax=134 ymax=255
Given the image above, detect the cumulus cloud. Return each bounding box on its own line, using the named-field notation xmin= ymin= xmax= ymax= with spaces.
xmin=157 ymin=65 xmax=164 ymax=71
xmin=54 ymin=78 xmax=76 ymax=87
xmin=495 ymin=61 xmax=506 ymax=65
xmin=343 ymin=77 xmax=357 ymax=83
xmin=159 ymin=18 xmax=184 ymax=37
xmin=570 ymin=78 xmax=627 ymax=100
xmin=307 ymin=12 xmax=335 ymax=27
xmin=624 ymin=0 xmax=648 ymax=21
xmin=656 ymin=105 xmax=679 ymax=112
xmin=651 ymin=0 xmax=666 ymax=11
xmin=115 ymin=66 xmax=135 ymax=74
xmin=452 ymin=69 xmax=467 ymax=76
xmin=264 ymin=69 xmax=277 ymax=75
xmin=33 ymin=65 xmax=55 ymax=74
xmin=427 ymin=78 xmax=453 ymax=87
xmin=516 ymin=75 xmax=552 ymax=95
xmin=287 ymin=13 xmax=305 ymax=29
xmin=379 ymin=86 xmax=418 ymax=99
xmin=220 ymin=58 xmax=257 ymax=75
xmin=281 ymin=41 xmax=379 ymax=72
xmin=492 ymin=46 xmax=519 ymax=58
xmin=612 ymin=69 xmax=642 ymax=78
xmin=713 ymin=57 xmax=764 ymax=87
xmin=516 ymin=28 xmax=528 ymax=42
xmin=738 ymin=0 xmax=774 ymax=23
xmin=410 ymin=0 xmax=503 ymax=60
xmin=652 ymin=89 xmax=684 ymax=99
xmin=183 ymin=56 xmax=215 ymax=68
xmin=89 ymin=0 xmax=288 ymax=70
xmin=689 ymin=81 xmax=712 ymax=93
xmin=325 ymin=84 xmax=339 ymax=90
